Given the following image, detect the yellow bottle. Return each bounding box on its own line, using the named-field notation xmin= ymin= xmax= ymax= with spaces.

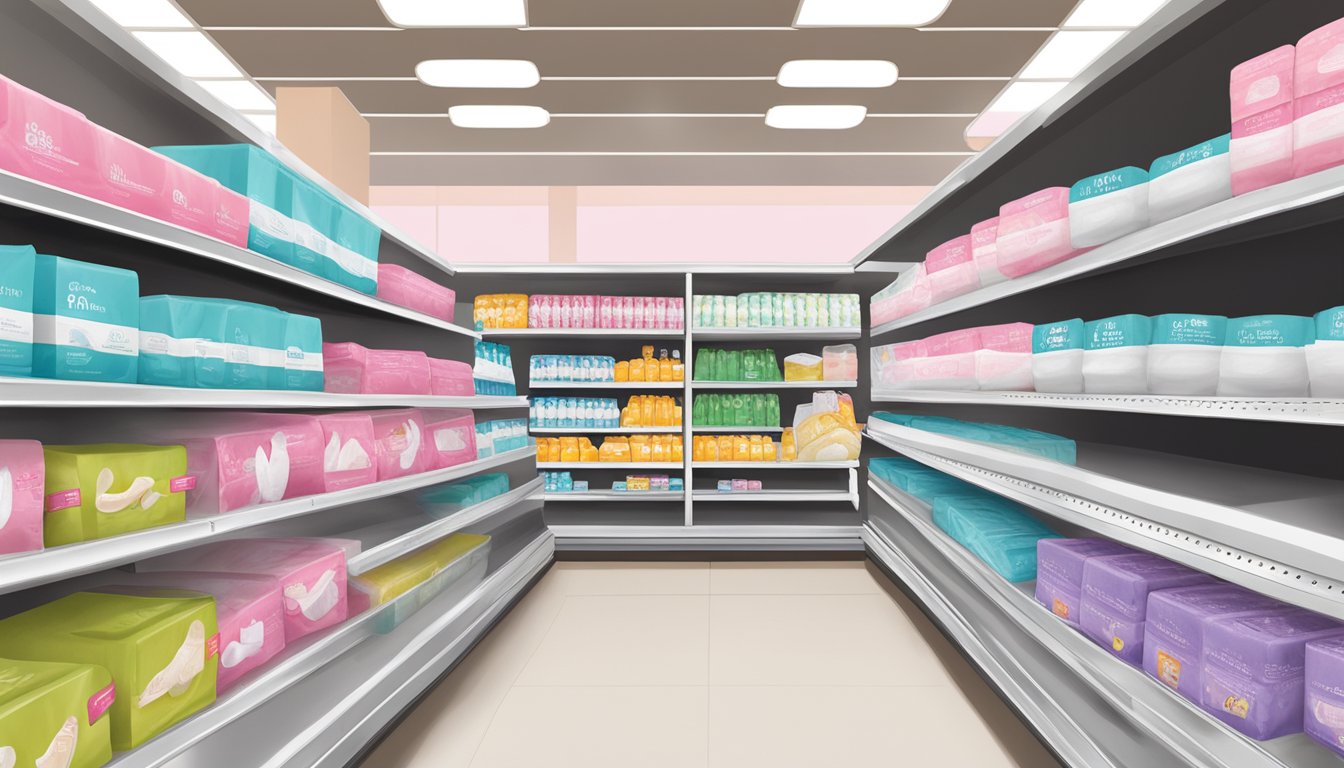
xmin=782 ymin=428 xmax=797 ymax=461
xmin=615 ymin=360 xmax=629 ymax=382
xmin=763 ymin=437 xmax=777 ymax=462
xmin=642 ymin=345 xmax=655 ymax=361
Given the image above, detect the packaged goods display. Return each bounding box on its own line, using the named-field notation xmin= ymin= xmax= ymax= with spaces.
xmin=790 ymin=391 xmax=861 ymax=461
xmin=472 ymin=341 xmax=517 ymax=396
xmin=693 ymin=293 xmax=859 ymax=329
xmin=691 ymin=393 xmax=780 ymax=428
xmin=348 ymin=533 xmax=491 ymax=630
xmin=693 ymin=348 xmax=782 ymax=382
xmin=418 ymin=473 xmax=510 ymax=514
xmin=375 ymin=264 xmax=456 ymax=323
xmin=530 ymin=397 xmax=620 ymax=429
xmin=42 ymin=443 xmax=189 ymax=547
xmin=537 ymin=434 xmax=682 ymax=463
xmin=530 ymin=295 xmax=684 ymax=330
xmin=472 ymin=294 xmax=528 ymax=330
xmin=476 ymin=418 xmax=529 ymax=458
xmin=692 ymin=434 xmax=779 ymax=462
xmin=714 ymin=479 xmax=764 ymax=492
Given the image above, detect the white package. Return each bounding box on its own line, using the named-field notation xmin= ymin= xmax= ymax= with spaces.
xmin=1032 ymin=319 xmax=1084 ymax=394
xmin=1148 ymin=135 xmax=1233 ymax=224
xmin=1307 ymin=306 xmax=1344 ymax=397
xmin=1068 ymin=167 xmax=1150 ymax=248
xmin=1148 ymin=313 xmax=1227 ymax=396
xmin=1082 ymin=315 xmax=1152 ymax=394
xmin=1218 ymin=315 xmax=1313 ymax=397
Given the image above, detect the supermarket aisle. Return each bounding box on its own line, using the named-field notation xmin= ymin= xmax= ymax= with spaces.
xmin=364 ymin=561 xmax=1062 ymax=768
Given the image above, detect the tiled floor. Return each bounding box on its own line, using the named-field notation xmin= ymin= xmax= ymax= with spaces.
xmin=364 ymin=561 xmax=1063 ymax=768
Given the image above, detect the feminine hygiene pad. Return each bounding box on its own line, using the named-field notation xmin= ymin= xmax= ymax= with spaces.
xmin=1035 ymin=538 xmax=1134 ymax=626
xmin=141 ymin=537 xmax=358 ymax=641
xmin=971 ymin=217 xmax=1007 ymax=286
xmin=924 ymin=235 xmax=980 ymax=304
xmin=1217 ymin=315 xmax=1313 ymax=396
xmin=428 ymin=357 xmax=474 ymax=396
xmin=0 ymin=656 xmax=113 ymax=768
xmin=92 ymin=126 xmax=164 ymax=220
xmin=1069 ymin=167 xmax=1150 ymax=247
xmin=376 ymin=264 xmax=456 ymax=323
xmin=1308 ymin=306 xmax=1344 ymax=397
xmin=1202 ymin=610 xmax=1344 ymax=740
xmin=0 ymin=244 xmax=35 ymax=378
xmin=282 ymin=312 xmax=323 ymax=391
xmin=422 ymin=409 xmax=478 ymax=469
xmin=1148 ymin=313 xmax=1227 ymax=395
xmin=42 ymin=443 xmax=188 ymax=547
xmin=0 ymin=591 xmax=218 ymax=750
xmin=1143 ymin=583 xmax=1289 ymax=703
xmin=1305 ymin=637 xmax=1344 ymax=756
xmin=1148 ymin=135 xmax=1233 ymax=224
xmin=1079 ymin=552 xmax=1214 ymax=665
xmin=323 ymin=342 xmax=431 ymax=395
xmin=975 ymin=322 xmax=1034 ymax=391
xmin=349 ymin=533 xmax=490 ymax=631
xmin=1032 ymin=319 xmax=1084 ymax=394
xmin=913 ymin=328 xmax=980 ymax=390
xmin=32 ymin=254 xmax=138 ymax=384
xmin=996 ymin=188 xmax=1086 ymax=278
xmin=931 ymin=494 xmax=1059 ymax=582
xmin=369 ymin=409 xmax=435 ymax=480
xmin=1230 ymin=45 xmax=1297 ymax=195
xmin=1083 ymin=314 xmax=1152 ymax=394
xmin=316 ymin=412 xmax=376 ymax=492
xmin=0 ymin=75 xmax=99 ymax=198
xmin=1294 ymin=18 xmax=1344 ymax=179
xmin=0 ymin=440 xmax=44 ymax=556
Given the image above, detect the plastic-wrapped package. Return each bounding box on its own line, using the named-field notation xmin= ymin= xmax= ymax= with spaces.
xmin=0 ymin=244 xmax=34 ymax=378
xmin=1035 ymin=538 xmax=1134 ymax=627
xmin=924 ymin=235 xmax=980 ymax=304
xmin=974 ymin=323 xmax=1033 ymax=391
xmin=996 ymin=188 xmax=1086 ymax=278
xmin=323 ymin=342 xmax=431 ymax=395
xmin=1079 ymin=552 xmax=1214 ymax=665
xmin=1308 ymin=306 xmax=1344 ymax=397
xmin=971 ymin=217 xmax=1006 ymax=286
xmin=376 ymin=264 xmax=456 ymax=323
xmin=1082 ymin=315 xmax=1152 ymax=394
xmin=1230 ymin=45 xmax=1297 ymax=195
xmin=1069 ymin=167 xmax=1150 ymax=247
xmin=1293 ymin=18 xmax=1344 ymax=178
xmin=0 ymin=75 xmax=100 ymax=198
xmin=912 ymin=329 xmax=979 ymax=390
xmin=1032 ymin=319 xmax=1084 ymax=394
xmin=0 ymin=656 xmax=113 ymax=768
xmin=0 ymin=439 xmax=44 ymax=556
xmin=1218 ymin=315 xmax=1313 ymax=396
xmin=92 ymin=126 xmax=165 ymax=220
xmin=822 ymin=344 xmax=858 ymax=381
xmin=931 ymin=494 xmax=1059 ymax=581
xmin=368 ymin=409 xmax=436 ymax=480
xmin=42 ymin=443 xmax=188 ymax=546
xmin=791 ymin=391 xmax=861 ymax=461
xmin=871 ymin=340 xmax=924 ymax=390
xmin=1148 ymin=313 xmax=1227 ymax=396
xmin=315 ymin=412 xmax=377 ymax=492
xmin=349 ymin=533 xmax=491 ymax=630
xmin=1148 ymin=135 xmax=1233 ymax=223
xmin=422 ymin=409 xmax=478 ymax=469
xmin=1306 ymin=636 xmax=1344 ymax=757
xmin=783 ymin=353 xmax=823 ymax=381
xmin=32 ymin=254 xmax=139 ymax=384
xmin=429 ymin=357 xmax=475 ymax=396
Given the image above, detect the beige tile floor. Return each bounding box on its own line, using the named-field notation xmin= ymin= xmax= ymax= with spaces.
xmin=364 ymin=560 xmax=1063 ymax=768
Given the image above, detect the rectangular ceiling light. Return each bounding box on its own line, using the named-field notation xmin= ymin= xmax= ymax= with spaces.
xmin=449 ymin=105 xmax=550 ymax=128
xmin=132 ymin=31 xmax=242 ymax=78
xmin=377 ymin=0 xmax=526 ymax=28
xmin=1018 ymin=30 xmax=1126 ymax=80
xmin=795 ymin=0 xmax=951 ymax=27
xmin=244 ymin=112 xmax=277 ymax=134
xmin=1063 ymin=0 xmax=1168 ymax=28
xmin=777 ymin=60 xmax=898 ymax=88
xmin=88 ymin=0 xmax=193 ymax=28
xmin=417 ymin=60 xmax=540 ymax=88
xmin=765 ymin=105 xmax=867 ymax=129
xmin=198 ymin=80 xmax=275 ymax=111
xmin=987 ymin=81 xmax=1067 ymax=112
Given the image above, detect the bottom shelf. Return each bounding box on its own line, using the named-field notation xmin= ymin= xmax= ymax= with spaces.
xmin=550 ymin=524 xmax=861 ymax=552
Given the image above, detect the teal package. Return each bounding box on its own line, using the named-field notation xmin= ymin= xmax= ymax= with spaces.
xmin=324 ymin=197 xmax=380 ymax=295
xmin=1084 ymin=314 xmax=1152 ymax=350
xmin=1225 ymin=315 xmax=1314 ymax=347
xmin=287 ymin=168 xmax=331 ymax=279
xmin=1033 ymin=318 xmax=1084 ymax=353
xmin=138 ymin=295 xmax=227 ymax=388
xmin=32 ymin=254 xmax=138 ymax=383
xmin=153 ymin=144 xmax=296 ymax=265
xmin=0 ymin=244 xmax=36 ymax=378
xmin=1151 ymin=313 xmax=1227 ymax=346
xmin=282 ymin=312 xmax=323 ymax=391
xmin=208 ymin=299 xmax=285 ymax=389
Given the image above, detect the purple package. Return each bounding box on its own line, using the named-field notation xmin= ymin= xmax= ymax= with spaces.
xmin=1079 ymin=552 xmax=1214 ymax=665
xmin=1305 ymin=637 xmax=1344 ymax=756
xmin=1143 ymin=583 xmax=1290 ymax=703
xmin=1202 ymin=611 xmax=1344 ymax=740
xmin=1034 ymin=538 xmax=1133 ymax=626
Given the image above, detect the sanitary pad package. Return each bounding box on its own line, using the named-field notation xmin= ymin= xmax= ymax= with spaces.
xmin=913 ymin=328 xmax=980 ymax=390
xmin=323 ymin=342 xmax=431 ymax=395
xmin=870 ymin=340 xmax=923 ymax=390
xmin=0 ymin=656 xmax=113 ymax=768
xmin=1148 ymin=135 xmax=1233 ymax=224
xmin=971 ymin=217 xmax=1006 ymax=286
xmin=1231 ymin=45 xmax=1297 ymax=195
xmin=931 ymin=494 xmax=1059 ymax=581
xmin=1203 ymin=610 xmax=1344 ymax=740
xmin=1032 ymin=319 xmax=1085 ymax=394
xmin=0 ymin=75 xmax=99 ymax=198
xmin=1035 ymin=538 xmax=1135 ymax=626
xmin=32 ymin=254 xmax=138 ymax=384
xmin=376 ymin=263 xmax=456 ymax=323
xmin=473 ymin=341 xmax=517 ymax=396
xmin=92 ymin=126 xmax=165 ymax=222
xmin=349 ymin=533 xmax=491 ymax=631
xmin=324 ymin=196 xmax=381 ymax=295
xmin=418 ymin=473 xmax=510 ymax=516
xmin=422 ymin=409 xmax=478 ymax=469
xmin=870 ymin=264 xmax=930 ymax=325
xmin=159 ymin=160 xmax=217 ymax=237
xmin=316 ymin=412 xmax=376 ymax=492
xmin=996 ymin=188 xmax=1086 ymax=278
xmin=42 ymin=444 xmax=188 ymax=547
xmin=1305 ymin=636 xmax=1344 ymax=757
xmin=0 ymin=591 xmax=218 ymax=750
xmin=0 ymin=439 xmax=44 ymax=556
xmin=867 ymin=456 xmax=983 ymax=504
xmin=1148 ymin=313 xmax=1228 ymax=395
xmin=286 ymin=169 xmax=331 ymax=279
xmin=369 ymin=409 xmax=436 ymax=480
xmin=1069 ymin=167 xmax=1150 ymax=247
xmin=428 ymin=358 xmax=475 ymax=396
xmin=975 ymin=322 xmax=1034 ymax=391
xmin=1218 ymin=315 xmax=1313 ymax=396
xmin=1079 ymin=552 xmax=1214 ymax=665
xmin=282 ymin=312 xmax=323 ymax=391
xmin=1083 ymin=314 xmax=1152 ymax=394
xmin=1308 ymin=306 xmax=1344 ymax=397
xmin=1294 ymin=18 xmax=1344 ymax=179
xmin=138 ymin=295 xmax=223 ymax=389
xmin=0 ymin=244 xmax=35 ymax=378
xmin=924 ymin=235 xmax=980 ymax=304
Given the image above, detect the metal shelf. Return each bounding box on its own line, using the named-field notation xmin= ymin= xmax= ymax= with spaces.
xmin=691 ymin=426 xmax=783 ymax=433
xmin=483 ymin=328 xmax=683 ymax=338
xmin=691 ymin=380 xmax=856 ymax=390
xmin=530 ymin=426 xmax=681 ymax=434
xmin=0 ymin=170 xmax=480 ymax=339
xmin=867 ymin=478 xmax=1335 ymax=768
xmin=691 ymin=460 xmax=859 ymax=469
xmin=864 ymin=421 xmax=1344 ymax=621
xmin=692 ymin=490 xmax=855 ymax=503
xmin=544 ymin=491 xmax=684 ymax=502
xmin=536 ymin=462 xmax=683 ymax=470
xmin=528 ymin=381 xmax=684 ymax=390
xmin=551 ymin=524 xmax=862 ymax=552
xmin=692 ymin=327 xmax=861 ymax=340
xmin=0 ymin=446 xmax=536 ymax=597
xmin=870 ymin=389 xmax=1344 ymax=426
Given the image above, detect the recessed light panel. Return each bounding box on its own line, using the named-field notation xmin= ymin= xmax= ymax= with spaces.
xmin=87 ymin=0 xmax=193 ymax=28
xmin=1063 ymin=0 xmax=1168 ymax=28
xmin=765 ymin=105 xmax=867 ymax=130
xmin=988 ymin=81 xmax=1068 ymax=112
xmin=1019 ymin=30 xmax=1126 ymax=80
xmin=244 ymin=113 xmax=277 ymax=134
xmin=132 ymin=31 xmax=242 ymax=78
xmin=794 ymin=0 xmax=951 ymax=27
xmin=417 ymin=60 xmax=540 ymax=88
xmin=197 ymin=80 xmax=275 ymax=111
xmin=777 ymin=60 xmax=898 ymax=88
xmin=378 ymin=0 xmax=527 ymax=28
xmin=449 ymin=105 xmax=550 ymax=128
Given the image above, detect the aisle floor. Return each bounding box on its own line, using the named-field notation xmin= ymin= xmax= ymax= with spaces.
xmin=365 ymin=561 xmax=1063 ymax=768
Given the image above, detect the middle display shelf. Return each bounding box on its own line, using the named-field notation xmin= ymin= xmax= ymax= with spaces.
xmin=530 ymin=426 xmax=682 ymax=435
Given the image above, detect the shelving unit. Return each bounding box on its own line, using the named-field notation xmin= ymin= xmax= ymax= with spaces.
xmin=531 ymin=426 xmax=682 ymax=435
xmin=537 ymin=461 xmax=682 ymax=470
xmin=485 ymin=328 xmax=683 ymax=338
xmin=692 ymin=460 xmax=858 ymax=470
xmin=692 ymin=380 xmax=856 ymax=390
xmin=545 ymin=491 xmax=684 ymax=502
xmin=529 ymin=381 xmax=684 ymax=390
xmin=693 ymin=327 xmax=861 ymax=340
xmin=691 ymin=426 xmax=784 ymax=433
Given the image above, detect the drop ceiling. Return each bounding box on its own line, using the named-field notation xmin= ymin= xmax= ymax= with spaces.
xmin=172 ymin=0 xmax=1084 ymax=185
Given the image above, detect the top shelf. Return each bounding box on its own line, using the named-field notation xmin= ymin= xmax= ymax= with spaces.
xmin=482 ymin=328 xmax=684 ymax=339
xmin=693 ymin=327 xmax=861 ymax=341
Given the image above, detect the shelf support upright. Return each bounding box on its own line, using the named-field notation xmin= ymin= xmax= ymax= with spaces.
xmin=684 ymin=272 xmax=694 ymax=527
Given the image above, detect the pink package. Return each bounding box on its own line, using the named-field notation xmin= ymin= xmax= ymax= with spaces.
xmin=971 ymin=217 xmax=1007 ymax=286
xmin=669 ymin=297 xmax=684 ymax=329
xmin=975 ymin=322 xmax=1035 ymax=391
xmin=428 ymin=357 xmax=475 ymax=396
xmin=913 ymin=328 xmax=981 ymax=389
xmin=1294 ymin=19 xmax=1344 ymax=179
xmin=1231 ymin=45 xmax=1296 ymax=195
xmin=422 ymin=409 xmax=478 ymax=469
xmin=376 ymin=264 xmax=457 ymax=323
xmin=315 ymin=412 xmax=377 ymax=492
xmin=0 ymin=75 xmax=99 ymax=197
xmin=211 ymin=181 xmax=249 ymax=248
xmin=924 ymin=235 xmax=981 ymax=304
xmin=0 ymin=440 xmax=45 ymax=556
xmin=996 ymin=188 xmax=1086 ymax=278
xmin=140 ymin=537 xmax=360 ymax=640
xmin=368 ymin=408 xmax=436 ymax=480
xmin=107 ymin=571 xmax=286 ymax=693
xmin=323 ymin=342 xmax=432 ymax=395
xmin=871 ymin=340 xmax=925 ymax=389
xmin=91 ymin=126 xmax=164 ymax=219
xmin=161 ymin=160 xmax=216 ymax=235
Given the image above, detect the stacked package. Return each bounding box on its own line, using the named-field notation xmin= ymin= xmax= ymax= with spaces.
xmin=418 ymin=472 xmax=511 ymax=515
xmin=375 ymin=264 xmax=456 ymax=323
xmin=789 ymin=391 xmax=861 ymax=462
xmin=693 ymin=293 xmax=860 ymax=329
xmin=691 ymin=393 xmax=781 ymax=428
xmin=619 ymin=395 xmax=682 ymax=427
xmin=530 ymin=397 xmax=620 ymax=429
xmin=692 ymin=434 xmax=779 ymax=462
xmin=473 ymin=294 xmax=528 ymax=330
xmin=349 ymin=533 xmax=491 ymax=631
xmin=473 ymin=341 xmax=517 ymax=396
xmin=932 ymin=493 xmax=1060 ymax=582
xmin=476 ymin=418 xmax=528 ymax=458
xmin=693 ymin=348 xmax=782 ymax=382
xmin=529 ymin=295 xmax=684 ymax=330
xmin=531 ymin=355 xmax=618 ymax=383
xmin=871 ymin=412 xmax=1077 ymax=464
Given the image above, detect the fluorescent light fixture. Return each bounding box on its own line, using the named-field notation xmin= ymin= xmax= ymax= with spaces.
xmin=1019 ymin=30 xmax=1126 ymax=80
xmin=197 ymin=80 xmax=274 ymax=111
xmin=765 ymin=105 xmax=867 ymax=129
xmin=132 ymin=31 xmax=242 ymax=78
xmin=87 ymin=0 xmax=193 ymax=28
xmin=794 ymin=0 xmax=951 ymax=27
xmin=777 ymin=60 xmax=898 ymax=88
xmin=987 ymin=80 xmax=1067 ymax=112
xmin=416 ymin=60 xmax=540 ymax=88
xmin=964 ymin=111 xmax=1023 ymax=149
xmin=244 ymin=112 xmax=277 ymax=134
xmin=377 ymin=0 xmax=526 ymax=28
xmin=1063 ymin=0 xmax=1168 ymax=28
xmin=448 ymin=105 xmax=550 ymax=128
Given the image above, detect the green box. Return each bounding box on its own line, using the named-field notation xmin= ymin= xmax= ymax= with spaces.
xmin=42 ymin=444 xmax=188 ymax=547
xmin=0 ymin=656 xmax=113 ymax=768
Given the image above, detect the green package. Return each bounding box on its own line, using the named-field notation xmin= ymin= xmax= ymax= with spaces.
xmin=0 ymin=591 xmax=218 ymax=751
xmin=0 ymin=656 xmax=113 ymax=768
xmin=43 ymin=444 xmax=189 ymax=547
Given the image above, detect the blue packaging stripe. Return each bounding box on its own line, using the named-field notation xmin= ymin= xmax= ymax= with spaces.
xmin=1069 ymin=167 xmax=1150 ymax=203
xmin=1084 ymin=315 xmax=1152 ymax=350
xmin=1225 ymin=315 xmax=1314 ymax=348
xmin=1033 ymin=319 xmax=1084 ymax=353
xmin=1149 ymin=134 xmax=1232 ymax=179
xmin=1315 ymin=306 xmax=1344 ymax=342
xmin=1150 ymin=313 xmax=1228 ymax=346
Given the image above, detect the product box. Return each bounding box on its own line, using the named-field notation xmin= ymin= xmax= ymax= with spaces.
xmin=1069 ymin=167 xmax=1150 ymax=248
xmin=315 ymin=412 xmax=376 ymax=492
xmin=912 ymin=328 xmax=980 ymax=390
xmin=325 ymin=197 xmax=380 ymax=295
xmin=376 ymin=263 xmax=456 ymax=323
xmin=1308 ymin=305 xmax=1344 ymax=397
xmin=1294 ymin=18 xmax=1344 ymax=178
xmin=159 ymin=161 xmax=216 ymax=237
xmin=0 ymin=656 xmax=113 ymax=768
xmin=1032 ymin=319 xmax=1084 ymax=394
xmin=1082 ymin=314 xmax=1151 ymax=394
xmin=1148 ymin=135 xmax=1233 ymax=223
xmin=1230 ymin=45 xmax=1297 ymax=195
xmin=1034 ymin=538 xmax=1134 ymax=626
xmin=282 ymin=312 xmax=323 ymax=391
xmin=32 ymin=254 xmax=139 ymax=384
xmin=1148 ymin=313 xmax=1227 ymax=396
xmin=1079 ymin=552 xmax=1214 ymax=664
xmin=0 ymin=439 xmax=44 ymax=556
xmin=931 ymin=494 xmax=1058 ymax=581
xmin=974 ymin=322 xmax=1033 ymax=391
xmin=1306 ymin=636 xmax=1344 ymax=757
xmin=429 ymin=357 xmax=474 ymax=396
xmin=369 ymin=409 xmax=436 ymax=480
xmin=924 ymin=234 xmax=980 ymax=304
xmin=42 ymin=444 xmax=188 ymax=547
xmin=92 ymin=126 xmax=165 ymax=220
xmin=0 ymin=244 xmax=35 ymax=378
xmin=1218 ymin=314 xmax=1313 ymax=397
xmin=323 ymin=342 xmax=431 ymax=395
xmin=138 ymin=295 xmax=223 ymax=389
xmin=349 ymin=533 xmax=490 ymax=631
xmin=0 ymin=75 xmax=100 ymax=198
xmin=996 ymin=188 xmax=1085 ymax=278
xmin=970 ymin=217 xmax=1006 ymax=286
xmin=422 ymin=409 xmax=478 ymax=470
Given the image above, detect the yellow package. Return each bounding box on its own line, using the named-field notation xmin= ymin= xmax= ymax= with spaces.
xmin=560 ymin=437 xmax=580 ymax=463
xmin=615 ymin=361 xmax=629 ymax=382
xmin=650 ymin=439 xmax=666 ymax=463
xmin=599 ymin=438 xmax=630 ymax=462
xmin=702 ymin=436 xmax=717 ymax=461
xmin=673 ymin=405 xmax=682 ymax=425
xmin=645 ymin=360 xmax=660 ymax=382
xmin=784 ymin=353 xmax=823 ymax=382
xmin=641 ymin=396 xmax=655 ymax=426
xmin=351 ymin=534 xmax=490 ymax=608
xmin=749 ymin=435 xmax=763 ymax=462
xmin=536 ymin=439 xmax=550 ymax=462
xmin=642 ymin=345 xmax=655 ymax=360
xmin=630 ymin=358 xmax=645 ymax=381
xmin=782 ymin=428 xmax=798 ymax=461
xmin=580 ymin=438 xmax=599 ymax=463
xmin=654 ymin=397 xmax=669 ymax=426
xmin=764 ymin=438 xmax=777 ymax=462
xmin=671 ymin=437 xmax=684 ymax=462
xmin=620 ymin=403 xmax=637 ymax=427
xmin=626 ymin=475 xmax=651 ymax=492
xmin=659 ymin=354 xmax=673 ymax=382
xmin=671 ymin=352 xmax=684 ymax=381
xmin=717 ymin=435 xmax=734 ymax=461
xmin=630 ymin=436 xmax=652 ymax=462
